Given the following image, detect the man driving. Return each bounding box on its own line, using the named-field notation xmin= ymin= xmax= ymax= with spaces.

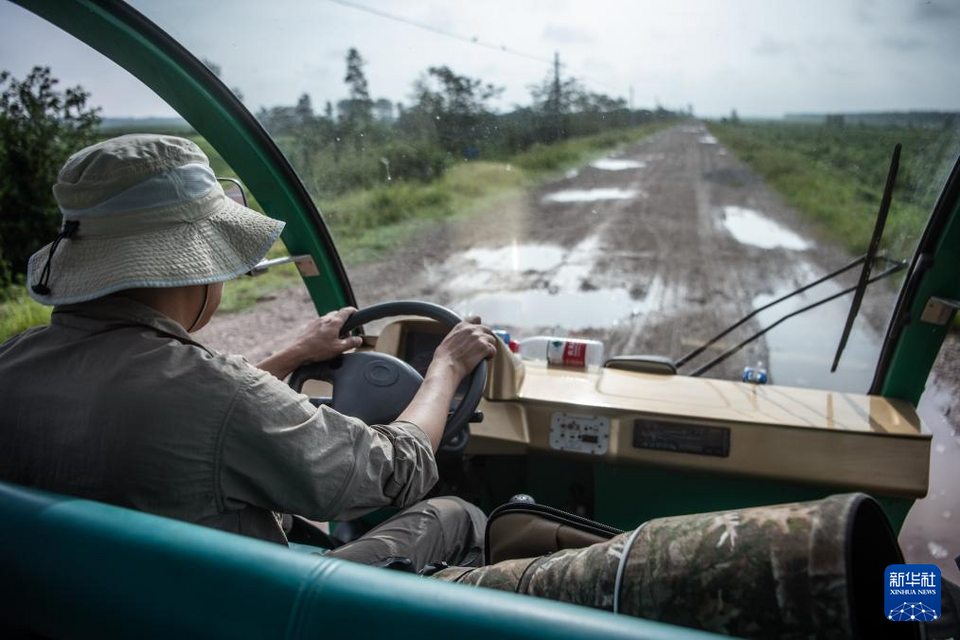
xmin=0 ymin=134 xmax=497 ymax=570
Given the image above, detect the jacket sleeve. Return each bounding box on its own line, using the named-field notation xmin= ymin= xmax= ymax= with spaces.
xmin=216 ymin=360 xmax=438 ymax=521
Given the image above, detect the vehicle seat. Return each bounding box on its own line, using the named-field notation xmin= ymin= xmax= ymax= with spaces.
xmin=0 ymin=481 xmax=700 ymax=639
xmin=485 ymin=495 xmax=623 ymax=565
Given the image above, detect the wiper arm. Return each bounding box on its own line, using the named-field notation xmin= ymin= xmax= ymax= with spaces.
xmin=675 ymin=255 xmax=867 ymax=369
xmin=830 ymin=143 xmax=901 ymax=372
xmin=687 ymin=260 xmax=908 ymax=378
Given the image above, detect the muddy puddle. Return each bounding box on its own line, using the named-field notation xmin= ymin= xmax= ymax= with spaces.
xmin=543 ymin=188 xmax=642 ymax=203
xmin=753 ymin=260 xmax=882 ymax=392
xmin=721 ymin=205 xmax=813 ymax=251
xmin=590 ymin=158 xmax=646 ymax=171
xmin=455 ymin=288 xmax=638 ymax=330
xmin=699 ymin=134 xmax=719 ymax=144
xmin=439 ymin=235 xmax=660 ymax=331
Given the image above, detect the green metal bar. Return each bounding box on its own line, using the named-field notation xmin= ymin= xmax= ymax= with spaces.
xmin=880 ymin=205 xmax=960 ymax=402
xmin=873 ymin=159 xmax=960 ymax=404
xmin=14 ymin=0 xmax=354 ymax=315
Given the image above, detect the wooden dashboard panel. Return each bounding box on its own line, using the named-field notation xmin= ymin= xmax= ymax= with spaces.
xmin=373 ymin=320 xmax=931 ymax=497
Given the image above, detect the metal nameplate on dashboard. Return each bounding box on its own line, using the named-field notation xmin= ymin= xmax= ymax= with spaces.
xmin=550 ymin=413 xmax=610 ymax=455
xmin=632 ymin=420 xmax=730 ymax=457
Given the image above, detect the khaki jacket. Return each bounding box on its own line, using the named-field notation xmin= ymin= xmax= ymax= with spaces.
xmin=0 ymin=296 xmax=438 ymax=543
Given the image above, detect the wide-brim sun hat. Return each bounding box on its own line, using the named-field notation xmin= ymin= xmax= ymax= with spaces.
xmin=27 ymin=133 xmax=285 ymax=306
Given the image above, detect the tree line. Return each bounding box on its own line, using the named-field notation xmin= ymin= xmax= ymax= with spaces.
xmin=255 ymin=48 xmax=677 ymax=196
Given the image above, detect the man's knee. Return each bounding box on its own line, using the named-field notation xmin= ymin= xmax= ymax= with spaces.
xmin=424 ymin=496 xmax=485 ymax=528
xmin=422 ymin=496 xmax=486 ymax=548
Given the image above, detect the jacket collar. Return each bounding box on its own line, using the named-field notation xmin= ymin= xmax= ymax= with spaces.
xmin=51 ymin=295 xmax=208 ymax=350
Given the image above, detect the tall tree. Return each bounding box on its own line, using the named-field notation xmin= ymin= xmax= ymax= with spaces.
xmin=0 ymin=67 xmax=100 ymax=283
xmin=407 ymin=65 xmax=501 ymax=155
xmin=295 ymin=93 xmax=314 ymax=123
xmin=373 ymin=98 xmax=394 ymax=122
xmin=343 ymin=47 xmax=372 ymax=124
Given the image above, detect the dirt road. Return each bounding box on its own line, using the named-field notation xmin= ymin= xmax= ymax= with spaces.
xmin=207 ymin=123 xmax=889 ymax=382
xmin=197 ymin=122 xmax=957 ymax=578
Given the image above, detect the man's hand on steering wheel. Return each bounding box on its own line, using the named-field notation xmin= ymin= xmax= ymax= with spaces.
xmin=285 ymin=301 xmax=495 ymax=456
xmin=293 ymin=307 xmax=364 ymax=363
xmin=396 ymin=318 xmax=496 ymax=452
xmin=430 ymin=319 xmax=499 ymax=380
xmin=256 ymin=307 xmax=362 ymax=380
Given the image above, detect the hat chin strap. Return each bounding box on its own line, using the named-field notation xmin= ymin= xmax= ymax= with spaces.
xmin=187 ymin=284 xmax=210 ymax=333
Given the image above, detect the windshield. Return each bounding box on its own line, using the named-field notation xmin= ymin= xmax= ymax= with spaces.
xmin=81 ymin=1 xmax=960 ymax=390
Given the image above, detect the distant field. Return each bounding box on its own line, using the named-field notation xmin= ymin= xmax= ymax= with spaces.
xmin=707 ymin=121 xmax=960 ymax=260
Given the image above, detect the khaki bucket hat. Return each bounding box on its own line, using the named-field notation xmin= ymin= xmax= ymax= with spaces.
xmin=27 ymin=134 xmax=285 ymax=305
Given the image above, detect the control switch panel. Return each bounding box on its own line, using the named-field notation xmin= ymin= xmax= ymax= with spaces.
xmin=549 ymin=412 xmax=610 ymax=455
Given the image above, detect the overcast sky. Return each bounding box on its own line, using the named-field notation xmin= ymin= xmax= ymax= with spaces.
xmin=2 ymin=0 xmax=958 ymax=119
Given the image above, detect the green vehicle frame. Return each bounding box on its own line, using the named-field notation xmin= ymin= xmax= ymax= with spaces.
xmin=1 ymin=1 xmax=958 ymax=638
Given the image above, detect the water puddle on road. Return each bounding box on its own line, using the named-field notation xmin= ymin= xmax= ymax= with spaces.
xmin=752 ymin=261 xmax=882 ymax=392
xmin=455 ymin=287 xmax=638 ymax=330
xmin=444 ymin=242 xmax=565 ymax=290
xmin=590 ymin=158 xmax=646 ymax=171
xmin=441 ymin=235 xmax=658 ymax=330
xmin=458 ymin=242 xmax=565 ymax=272
xmin=722 ymin=206 xmax=813 ymax=251
xmin=543 ymin=188 xmax=642 ymax=203
xmin=699 ymin=135 xmax=719 ymax=144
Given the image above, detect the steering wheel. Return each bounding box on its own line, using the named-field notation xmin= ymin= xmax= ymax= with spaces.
xmin=287 ymin=301 xmax=487 ymax=452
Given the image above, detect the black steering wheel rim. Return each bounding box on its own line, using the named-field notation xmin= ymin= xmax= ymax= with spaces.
xmin=288 ymin=300 xmax=487 ymax=450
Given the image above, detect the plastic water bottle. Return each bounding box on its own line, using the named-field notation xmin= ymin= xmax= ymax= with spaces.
xmin=493 ymin=329 xmax=521 ymax=353
xmin=742 ymin=361 xmax=769 ymax=384
xmin=517 ymin=336 xmax=604 ymax=369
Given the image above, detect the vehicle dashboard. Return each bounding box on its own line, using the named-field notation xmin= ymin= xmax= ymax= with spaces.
xmin=368 ymin=319 xmax=930 ymax=499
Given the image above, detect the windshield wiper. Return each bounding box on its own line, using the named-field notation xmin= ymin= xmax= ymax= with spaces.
xmin=830 ymin=143 xmax=901 ymax=372
xmin=677 ymin=143 xmax=906 ymax=380
xmin=675 ymin=255 xmax=867 ymax=369
xmin=685 ymin=258 xmax=908 ymax=378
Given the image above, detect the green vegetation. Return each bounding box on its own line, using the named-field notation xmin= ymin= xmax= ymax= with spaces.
xmin=0 ymin=66 xmax=100 ymax=341
xmin=0 ymin=286 xmax=51 ymax=340
xmin=707 ymin=121 xmax=960 ymax=258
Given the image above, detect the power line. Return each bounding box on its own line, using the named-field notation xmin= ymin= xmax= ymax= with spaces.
xmin=326 ymin=0 xmax=624 ymax=97
xmin=327 ymin=0 xmax=552 ymax=65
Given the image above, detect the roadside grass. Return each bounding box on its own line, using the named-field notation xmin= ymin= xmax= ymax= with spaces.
xmin=321 ymin=122 xmax=669 ymax=265
xmin=0 ymin=286 xmax=52 ymax=340
xmin=707 ymin=121 xmax=960 ymax=259
xmin=0 ymin=122 xmax=669 ymax=340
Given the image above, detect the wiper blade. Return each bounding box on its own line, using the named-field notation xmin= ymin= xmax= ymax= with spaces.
xmin=688 ymin=260 xmax=908 ymax=378
xmin=830 ymin=143 xmax=901 ymax=372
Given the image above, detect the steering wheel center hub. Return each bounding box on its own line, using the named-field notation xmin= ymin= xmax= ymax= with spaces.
xmin=364 ymin=361 xmax=399 ymax=387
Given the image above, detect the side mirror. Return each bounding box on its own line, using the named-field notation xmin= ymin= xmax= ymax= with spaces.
xmin=217 ymin=177 xmax=248 ymax=207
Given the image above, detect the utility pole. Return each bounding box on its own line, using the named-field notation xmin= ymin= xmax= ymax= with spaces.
xmin=552 ymin=52 xmax=561 ymax=108
xmin=551 ymin=51 xmax=563 ymax=142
